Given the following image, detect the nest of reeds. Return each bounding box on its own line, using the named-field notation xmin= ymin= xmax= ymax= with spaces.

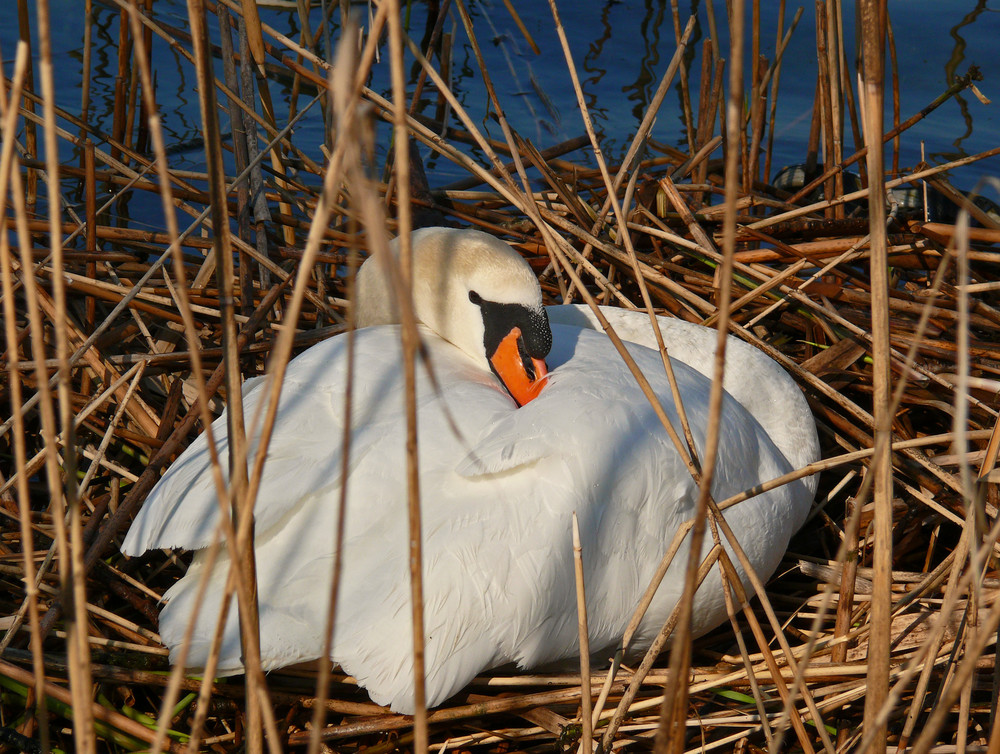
xmin=1 ymin=1 xmax=999 ymax=752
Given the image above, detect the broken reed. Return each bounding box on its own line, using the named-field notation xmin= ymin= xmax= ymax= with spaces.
xmin=1 ymin=0 xmax=999 ymax=752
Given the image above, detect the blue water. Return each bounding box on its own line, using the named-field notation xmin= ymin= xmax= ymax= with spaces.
xmin=3 ymin=0 xmax=999 ymax=222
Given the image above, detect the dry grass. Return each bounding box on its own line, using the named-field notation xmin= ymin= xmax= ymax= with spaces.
xmin=1 ymin=1 xmax=999 ymax=752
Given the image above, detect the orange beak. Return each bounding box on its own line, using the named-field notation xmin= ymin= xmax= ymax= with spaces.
xmin=488 ymin=327 xmax=549 ymax=407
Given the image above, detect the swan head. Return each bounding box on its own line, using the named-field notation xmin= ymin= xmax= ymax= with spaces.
xmin=355 ymin=227 xmax=551 ymax=406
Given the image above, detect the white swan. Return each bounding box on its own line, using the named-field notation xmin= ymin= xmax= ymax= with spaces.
xmin=122 ymin=226 xmax=819 ymax=713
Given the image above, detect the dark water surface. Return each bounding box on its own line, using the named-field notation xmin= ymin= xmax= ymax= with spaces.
xmin=3 ymin=0 xmax=999 ymax=223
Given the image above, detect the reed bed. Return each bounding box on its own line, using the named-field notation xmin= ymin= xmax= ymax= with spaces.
xmin=1 ymin=0 xmax=998 ymax=752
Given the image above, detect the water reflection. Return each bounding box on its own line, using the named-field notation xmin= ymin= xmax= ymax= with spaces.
xmin=580 ymin=2 xmax=614 ymax=126
xmin=627 ymin=1 xmax=667 ymax=123
xmin=943 ymin=0 xmax=988 ymax=150
xmin=475 ymin=0 xmax=560 ymax=141
xmin=2 ymin=0 xmax=997 ymax=205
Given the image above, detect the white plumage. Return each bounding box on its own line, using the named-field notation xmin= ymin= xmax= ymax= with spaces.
xmin=122 ymin=227 xmax=818 ymax=713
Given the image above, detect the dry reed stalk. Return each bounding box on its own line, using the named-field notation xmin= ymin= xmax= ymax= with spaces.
xmin=117 ymin=5 xmax=261 ymax=750
xmin=185 ymin=3 xmax=264 ymax=750
xmin=670 ymin=1 xmax=696 ymax=158
xmin=858 ymin=5 xmax=893 ymax=751
xmin=656 ymin=1 xmax=745 ymax=747
xmin=302 ymin=18 xmax=379 ymax=752
xmin=764 ymin=2 xmax=787 ymax=184
xmin=0 ymin=41 xmax=50 ymax=753
xmin=814 ymin=2 xmax=835 ymax=217
xmin=571 ymin=512 xmax=593 ymax=753
xmin=384 ymin=1 xmax=429 ymax=749
xmin=14 ymin=0 xmax=36 ymax=206
xmin=119 ymin=8 xmax=292 ymax=750
xmin=886 ymin=15 xmax=901 ymax=178
xmin=217 ymin=6 xmax=254 ymax=320
xmin=33 ymin=0 xmax=97 ymax=748
xmin=546 ymin=1 xmax=704 ymax=487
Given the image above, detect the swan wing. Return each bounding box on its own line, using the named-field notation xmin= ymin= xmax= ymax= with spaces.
xmin=122 ymin=336 xmax=355 ymax=553
xmin=123 ymin=327 xmax=489 ymax=554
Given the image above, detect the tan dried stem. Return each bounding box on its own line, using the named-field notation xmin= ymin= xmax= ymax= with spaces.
xmin=304 ymin=10 xmax=391 ymax=752
xmin=571 ymin=513 xmax=593 ymax=754
xmin=185 ymin=1 xmax=265 ymax=749
xmin=0 ymin=40 xmax=51 ymax=753
xmin=654 ymin=0 xmax=745 ymax=749
xmin=857 ymin=3 xmax=892 ymax=749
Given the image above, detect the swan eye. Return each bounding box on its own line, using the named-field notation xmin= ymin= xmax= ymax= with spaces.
xmin=469 ymin=291 xmax=483 ymax=305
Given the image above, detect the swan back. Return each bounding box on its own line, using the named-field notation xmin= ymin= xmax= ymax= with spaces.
xmin=546 ymin=305 xmax=819 ymax=506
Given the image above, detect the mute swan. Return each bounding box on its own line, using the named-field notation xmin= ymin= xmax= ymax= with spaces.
xmin=122 ymin=226 xmax=819 ymax=713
